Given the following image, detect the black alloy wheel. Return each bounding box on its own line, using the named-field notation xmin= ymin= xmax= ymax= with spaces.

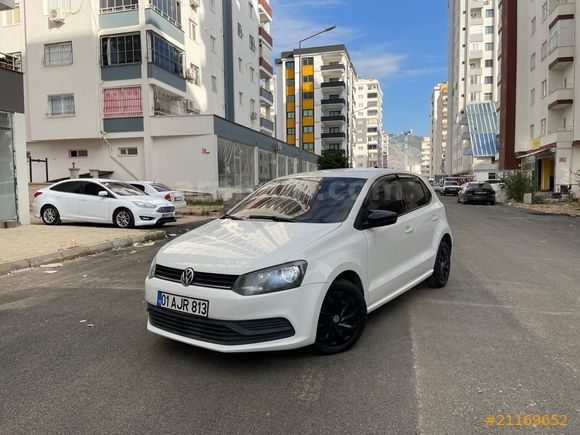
xmin=314 ymin=279 xmax=367 ymax=354
xmin=427 ymin=241 xmax=451 ymax=288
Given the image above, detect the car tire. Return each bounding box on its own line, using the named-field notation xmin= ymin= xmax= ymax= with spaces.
xmin=427 ymin=241 xmax=451 ymax=289
xmin=113 ymin=208 xmax=134 ymax=229
xmin=457 ymin=196 xmax=461 ymax=203
xmin=314 ymin=279 xmax=367 ymax=355
xmin=490 ymin=201 xmax=496 ymax=206
xmin=41 ymin=205 xmax=61 ymax=225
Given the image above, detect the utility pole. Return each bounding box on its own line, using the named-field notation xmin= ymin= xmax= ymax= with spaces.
xmin=403 ymin=129 xmax=413 ymax=171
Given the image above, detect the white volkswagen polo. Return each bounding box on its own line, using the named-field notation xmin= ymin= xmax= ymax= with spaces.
xmin=145 ymin=169 xmax=452 ymax=354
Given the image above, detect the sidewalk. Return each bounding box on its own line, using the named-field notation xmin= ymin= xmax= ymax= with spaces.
xmin=0 ymin=215 xmax=210 ymax=275
xmin=509 ymin=202 xmax=580 ymax=217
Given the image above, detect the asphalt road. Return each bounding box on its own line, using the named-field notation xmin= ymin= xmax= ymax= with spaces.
xmin=0 ymin=198 xmax=579 ymax=435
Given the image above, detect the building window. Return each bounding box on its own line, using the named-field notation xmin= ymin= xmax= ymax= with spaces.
xmin=484 ymin=92 xmax=493 ymax=101
xmin=287 ymin=95 xmax=295 ymax=102
xmin=99 ymin=0 xmax=138 ymax=13
xmin=302 ymin=57 xmax=314 ymax=66
xmin=530 ymin=124 xmax=535 ymax=139
xmin=286 ymin=79 xmax=295 ymax=87
xmin=209 ymin=0 xmax=215 ymax=12
xmin=218 ymin=140 xmax=255 ymax=188
xmin=150 ymin=0 xmax=182 ymax=28
xmin=189 ymin=20 xmax=197 ymax=41
xmin=101 ymin=33 xmax=141 ymax=66
xmin=48 ymin=94 xmax=75 ymax=117
xmin=530 ymin=53 xmax=536 ymax=70
xmin=250 ymin=67 xmax=255 ymax=83
xmin=103 ymin=86 xmax=142 ymax=118
xmin=485 ymin=9 xmax=494 ymax=18
xmin=302 ymin=92 xmax=314 ymax=99
xmin=303 ymin=143 xmax=314 ymax=152
xmin=485 ymin=26 xmax=494 ymax=34
xmin=541 ymin=2 xmax=548 ymax=21
xmin=541 ymin=41 xmax=547 ymax=60
xmin=248 ymin=1 xmax=253 ymax=17
xmin=286 ymin=61 xmax=294 ymax=70
xmin=541 ymin=80 xmax=547 ymax=97
xmin=211 ymin=75 xmax=217 ymax=93
xmin=119 ymin=147 xmax=138 ymax=156
xmin=540 ymin=118 xmax=546 ymax=136
xmin=190 ymin=63 xmax=201 ymax=85
xmin=237 ymin=22 xmax=243 ymax=38
xmin=303 ymin=126 xmax=314 ymax=133
xmin=470 ymin=75 xmax=480 ymax=85
xmin=249 ymin=35 xmax=256 ymax=52
xmin=329 ymin=127 xmax=340 ymax=133
xmin=210 ymin=35 xmax=216 ymax=52
xmin=530 ymin=88 xmax=535 ymax=106
xmin=303 ymin=75 xmax=313 ymax=83
xmin=43 ymin=0 xmax=72 ymax=15
xmin=303 ymin=109 xmax=314 ymax=117
xmin=147 ymin=32 xmax=184 ymax=77
xmin=469 ymin=91 xmax=480 ymax=102
xmin=44 ymin=41 xmax=73 ymax=67
xmin=68 ymin=149 xmax=88 ymax=158
xmin=287 ymin=128 xmax=295 ymax=135
xmin=2 ymin=5 xmax=20 ymax=26
xmin=287 ymin=112 xmax=295 ymax=119
xmin=250 ymin=98 xmax=255 ymax=113
xmin=485 ymin=42 xmax=494 ymax=51
xmin=238 ymin=57 xmax=243 ymax=72
xmin=239 ymin=92 xmax=243 ymax=106
xmin=484 ymin=76 xmax=493 ymax=84
xmin=531 ymin=17 xmax=536 ymax=35
xmin=484 ymin=59 xmax=493 ymax=68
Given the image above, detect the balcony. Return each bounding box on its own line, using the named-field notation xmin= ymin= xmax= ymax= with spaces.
xmin=259 ymin=27 xmax=273 ymax=48
xmin=548 ymin=0 xmax=576 ymax=24
xmin=321 ymin=63 xmax=345 ymax=72
xmin=470 ymin=32 xmax=483 ymax=43
xmin=469 ymin=49 xmax=483 ymax=59
xmin=0 ymin=0 xmax=17 ymax=11
xmin=0 ymin=52 xmax=20 ymax=72
xmin=470 ymin=0 xmax=485 ymax=8
xmin=541 ymin=126 xmax=573 ymax=146
xmin=258 ymin=0 xmax=272 ymax=23
xmin=321 ymin=115 xmax=346 ymax=123
xmin=321 ymin=97 xmax=345 ymax=105
xmin=260 ymin=116 xmax=274 ymax=131
xmin=0 ymin=52 xmax=24 ymax=114
xmin=259 ymin=57 xmax=273 ymax=77
xmin=145 ymin=7 xmax=184 ymax=43
xmin=321 ymin=132 xmax=346 ymax=139
xmin=100 ymin=1 xmax=138 ymax=14
xmin=321 ymin=80 xmax=346 ymax=90
xmin=547 ymin=86 xmax=574 ymax=110
xmin=260 ymin=87 xmax=274 ymax=105
xmin=470 ymin=17 xmax=483 ymax=26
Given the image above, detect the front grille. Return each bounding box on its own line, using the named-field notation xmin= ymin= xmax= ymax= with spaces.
xmin=157 ymin=206 xmax=175 ymax=213
xmin=148 ymin=305 xmax=295 ymax=345
xmin=155 ymin=264 xmax=239 ymax=290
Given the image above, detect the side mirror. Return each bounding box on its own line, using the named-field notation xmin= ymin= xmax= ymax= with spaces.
xmin=98 ymin=191 xmax=108 ymax=197
xmin=366 ymin=210 xmax=398 ymax=228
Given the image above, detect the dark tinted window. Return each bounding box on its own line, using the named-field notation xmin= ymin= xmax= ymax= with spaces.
xmin=151 ymin=183 xmax=172 ymax=192
xmin=102 ymin=182 xmax=145 ymax=196
xmin=50 ymin=181 xmax=83 ymax=194
xmin=131 ymin=184 xmax=146 ymax=192
xmin=229 ymin=177 xmax=366 ymax=223
xmin=83 ymin=182 xmax=106 ymax=196
xmin=365 ymin=177 xmax=404 ymax=215
xmin=400 ymin=176 xmax=430 ymax=212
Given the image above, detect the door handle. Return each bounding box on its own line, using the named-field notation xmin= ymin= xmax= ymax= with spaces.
xmin=405 ymin=226 xmax=414 ymax=234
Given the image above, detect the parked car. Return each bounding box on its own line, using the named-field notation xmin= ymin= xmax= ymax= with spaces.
xmin=431 ymin=183 xmax=443 ymax=195
xmin=128 ymin=181 xmax=187 ymax=210
xmin=485 ymin=179 xmax=503 ymax=192
xmin=33 ymin=179 xmax=176 ymax=228
xmin=458 ymin=182 xmax=496 ymax=205
xmin=145 ymin=169 xmax=453 ymax=354
xmin=442 ymin=180 xmax=461 ymax=196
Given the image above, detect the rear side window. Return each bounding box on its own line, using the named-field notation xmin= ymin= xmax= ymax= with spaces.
xmin=400 ymin=176 xmax=430 ymax=212
xmin=50 ymin=181 xmax=83 ymax=193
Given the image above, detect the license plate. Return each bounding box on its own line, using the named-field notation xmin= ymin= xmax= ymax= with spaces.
xmin=157 ymin=291 xmax=209 ymax=317
xmin=475 ymin=191 xmax=486 ymax=195
xmin=162 ymin=213 xmax=174 ymax=218
xmin=174 ymin=197 xmax=182 ymax=202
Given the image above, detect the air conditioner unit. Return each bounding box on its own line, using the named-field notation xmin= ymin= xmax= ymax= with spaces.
xmin=48 ymin=8 xmax=65 ymax=23
xmin=190 ymin=0 xmax=201 ymax=7
xmin=185 ymin=68 xmax=195 ymax=82
xmin=250 ymin=112 xmax=258 ymax=120
xmin=184 ymin=99 xmax=197 ymax=113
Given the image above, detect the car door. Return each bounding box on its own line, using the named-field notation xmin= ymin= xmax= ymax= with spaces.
xmin=49 ymin=181 xmax=83 ymax=220
xmin=399 ymin=175 xmax=436 ymax=278
xmin=360 ymin=175 xmax=413 ymax=306
xmin=78 ymin=181 xmax=114 ymax=223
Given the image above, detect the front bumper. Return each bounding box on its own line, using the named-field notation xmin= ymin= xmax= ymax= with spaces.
xmin=134 ymin=212 xmax=176 ymax=227
xmin=145 ymin=278 xmax=326 ymax=352
xmin=464 ymin=194 xmax=495 ymax=203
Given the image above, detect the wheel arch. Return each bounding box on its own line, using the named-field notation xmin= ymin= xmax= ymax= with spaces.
xmin=332 ymin=270 xmax=365 ymax=300
xmin=441 ymin=233 xmax=452 ymax=253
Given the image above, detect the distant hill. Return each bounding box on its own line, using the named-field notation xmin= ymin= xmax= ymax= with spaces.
xmin=384 ymin=132 xmax=423 ymax=171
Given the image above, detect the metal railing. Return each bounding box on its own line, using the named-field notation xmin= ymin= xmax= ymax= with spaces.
xmin=549 ymin=0 xmax=574 ymax=14
xmin=548 ymin=83 xmax=575 ymax=95
xmin=99 ymin=2 xmax=138 ymax=14
xmin=0 ymin=52 xmax=21 ymax=72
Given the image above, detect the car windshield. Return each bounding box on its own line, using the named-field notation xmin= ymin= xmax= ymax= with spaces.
xmin=445 ymin=181 xmax=458 ymax=186
xmin=102 ymin=182 xmax=146 ymax=196
xmin=227 ymin=177 xmax=366 ymax=223
xmin=151 ymin=183 xmax=172 ymax=192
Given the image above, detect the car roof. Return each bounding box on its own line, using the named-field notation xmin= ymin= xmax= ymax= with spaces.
xmin=54 ymin=179 xmax=130 ymax=184
xmin=283 ymin=168 xmax=420 ymax=181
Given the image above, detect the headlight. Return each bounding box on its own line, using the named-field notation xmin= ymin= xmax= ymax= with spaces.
xmin=147 ymin=257 xmax=156 ymax=279
xmin=233 ymin=261 xmax=308 ymax=296
xmin=132 ymin=201 xmax=157 ymax=209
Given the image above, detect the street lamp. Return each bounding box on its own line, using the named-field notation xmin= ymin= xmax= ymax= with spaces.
xmin=297 ymin=24 xmax=336 ymax=172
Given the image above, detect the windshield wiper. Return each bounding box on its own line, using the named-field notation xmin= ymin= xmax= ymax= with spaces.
xmin=246 ymin=215 xmax=298 ymax=222
xmin=221 ymin=214 xmax=244 ymax=221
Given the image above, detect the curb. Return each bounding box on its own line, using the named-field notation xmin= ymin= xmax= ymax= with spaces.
xmin=0 ymin=230 xmax=166 ymax=277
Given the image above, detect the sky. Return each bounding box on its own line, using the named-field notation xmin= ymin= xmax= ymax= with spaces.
xmin=270 ymin=0 xmax=449 ymax=137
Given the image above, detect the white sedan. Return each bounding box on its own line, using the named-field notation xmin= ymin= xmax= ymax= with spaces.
xmin=33 ymin=179 xmax=176 ymax=228
xmin=128 ymin=181 xmax=187 ymax=210
xmin=145 ymin=169 xmax=452 ymax=354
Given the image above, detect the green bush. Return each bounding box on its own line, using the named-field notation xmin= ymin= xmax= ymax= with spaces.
xmin=317 ymin=151 xmax=348 ymax=170
xmin=503 ymin=171 xmax=533 ymax=202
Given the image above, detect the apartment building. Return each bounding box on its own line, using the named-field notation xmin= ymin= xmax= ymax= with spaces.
xmin=420 ymin=137 xmax=433 ymax=178
xmin=500 ymin=0 xmax=579 ymax=195
xmin=431 ymin=83 xmax=448 ymax=177
xmin=275 ymin=45 xmax=358 ymax=159
xmin=448 ymin=0 xmax=500 ymax=177
xmin=0 ymin=0 xmax=28 ymax=227
xmin=0 ymin=0 xmax=311 ymax=198
xmin=352 ymin=78 xmax=384 ymax=168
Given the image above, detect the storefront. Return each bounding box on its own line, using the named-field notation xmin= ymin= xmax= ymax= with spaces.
xmin=0 ymin=112 xmax=17 ymax=223
xmin=519 ymin=147 xmax=556 ymax=192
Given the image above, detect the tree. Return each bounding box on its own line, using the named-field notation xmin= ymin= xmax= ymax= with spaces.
xmin=317 ymin=151 xmax=349 ymax=170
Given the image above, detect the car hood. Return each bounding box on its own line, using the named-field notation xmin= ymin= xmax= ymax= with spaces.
xmin=121 ymin=195 xmax=173 ymax=207
xmin=155 ymin=219 xmax=342 ymax=275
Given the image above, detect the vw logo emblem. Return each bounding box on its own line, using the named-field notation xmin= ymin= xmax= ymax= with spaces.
xmin=181 ymin=267 xmax=195 ymax=286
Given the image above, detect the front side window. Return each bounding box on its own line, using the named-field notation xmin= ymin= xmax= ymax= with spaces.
xmin=400 ymin=176 xmax=430 ymax=212
xmin=101 ymin=33 xmax=141 ymax=66
xmin=44 ymin=42 xmax=73 ymax=67
xmin=83 ymin=182 xmax=106 ymax=196
xmin=48 ymin=94 xmax=75 ymax=116
xmin=365 ymin=177 xmax=404 ymax=215
xmin=229 ymin=177 xmax=366 ymax=223
xmin=103 ymin=86 xmax=142 ymax=118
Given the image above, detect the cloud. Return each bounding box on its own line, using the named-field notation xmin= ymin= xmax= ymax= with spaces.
xmin=351 ymin=46 xmax=406 ymax=80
